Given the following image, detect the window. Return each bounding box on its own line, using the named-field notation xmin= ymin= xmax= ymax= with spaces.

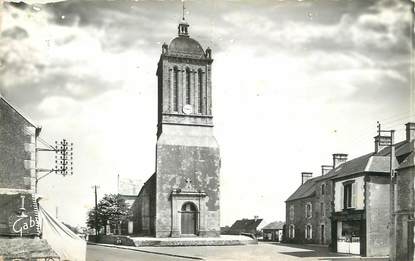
xmin=173 ymin=67 xmax=179 ymax=112
xmin=185 ymin=68 xmax=191 ymax=105
xmin=321 ymin=184 xmax=326 ymax=195
xmin=198 ymin=69 xmax=203 ymax=113
xmin=343 ymin=181 xmax=356 ymax=209
xmin=289 ymin=205 xmax=294 ymax=221
xmin=305 ymin=224 xmax=312 ymax=240
xmin=289 ymin=224 xmax=295 ymax=239
xmin=320 ymin=202 xmax=325 ymax=217
xmin=305 ymin=202 xmax=312 ymax=218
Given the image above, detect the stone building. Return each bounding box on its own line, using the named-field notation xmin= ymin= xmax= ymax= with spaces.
xmin=132 ymin=17 xmax=220 ymax=238
xmin=390 ymin=123 xmax=415 ymax=261
xmin=285 ymin=157 xmax=338 ymax=245
xmin=285 ymin=122 xmax=415 ymax=258
xmin=262 ymin=221 xmax=284 ymax=242
xmin=0 ymin=95 xmax=40 ymax=237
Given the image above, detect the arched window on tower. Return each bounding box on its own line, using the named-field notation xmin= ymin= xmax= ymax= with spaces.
xmin=173 ymin=67 xmax=179 ymax=112
xmin=198 ymin=69 xmax=203 ymax=114
xmin=186 ymin=68 xmax=191 ymax=105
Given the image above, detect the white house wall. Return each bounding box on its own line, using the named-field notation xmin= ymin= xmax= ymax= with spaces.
xmin=334 ymin=176 xmax=365 ymax=212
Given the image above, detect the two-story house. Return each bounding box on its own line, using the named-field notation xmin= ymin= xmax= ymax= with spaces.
xmin=285 ymin=123 xmax=415 ymax=257
xmin=285 ymin=154 xmax=343 ymax=245
xmin=330 ymin=148 xmax=392 ymax=256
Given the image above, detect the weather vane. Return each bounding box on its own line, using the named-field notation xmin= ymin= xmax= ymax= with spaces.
xmin=182 ymin=0 xmax=186 ymax=20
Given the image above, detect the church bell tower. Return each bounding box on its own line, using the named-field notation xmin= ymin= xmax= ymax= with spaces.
xmin=154 ymin=15 xmax=220 ymax=238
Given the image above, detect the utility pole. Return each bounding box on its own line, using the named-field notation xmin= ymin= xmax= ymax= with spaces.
xmin=35 ymin=139 xmax=74 ymax=193
xmin=92 ymin=185 xmax=100 ymax=242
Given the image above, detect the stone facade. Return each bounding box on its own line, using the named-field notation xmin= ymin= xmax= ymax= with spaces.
xmin=365 ymin=175 xmax=390 ymax=256
xmin=0 ymin=96 xmax=40 ymax=237
xmin=132 ymin=18 xmax=220 ymax=238
xmin=285 ymin=167 xmax=335 ymax=245
xmin=0 ymin=97 xmax=36 ymax=192
xmin=285 ymin=196 xmax=318 ymax=244
xmin=286 ymin=123 xmax=415 ymax=257
xmin=314 ymin=178 xmax=334 ymax=245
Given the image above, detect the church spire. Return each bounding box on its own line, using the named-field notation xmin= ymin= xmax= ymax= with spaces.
xmin=178 ymin=1 xmax=189 ymax=37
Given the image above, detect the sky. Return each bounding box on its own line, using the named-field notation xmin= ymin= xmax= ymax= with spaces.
xmin=0 ymin=0 xmax=413 ymax=228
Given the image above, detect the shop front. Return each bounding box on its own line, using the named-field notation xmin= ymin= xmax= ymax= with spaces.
xmin=331 ymin=210 xmax=366 ymax=256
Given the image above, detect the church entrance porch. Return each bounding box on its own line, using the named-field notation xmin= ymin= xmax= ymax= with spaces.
xmin=180 ymin=202 xmax=198 ymax=235
xmin=171 ymin=189 xmax=207 ymax=238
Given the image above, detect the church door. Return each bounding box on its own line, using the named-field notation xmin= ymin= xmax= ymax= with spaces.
xmin=181 ymin=202 xmax=197 ymax=235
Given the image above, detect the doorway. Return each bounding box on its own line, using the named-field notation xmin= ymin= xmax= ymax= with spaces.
xmin=321 ymin=224 xmax=325 ymax=244
xmin=181 ymin=202 xmax=197 ymax=235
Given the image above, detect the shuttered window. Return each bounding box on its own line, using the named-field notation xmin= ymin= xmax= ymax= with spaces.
xmin=305 ymin=224 xmax=312 ymax=239
xmin=343 ymin=181 xmax=355 ymax=209
xmin=351 ymin=182 xmax=357 ymax=208
xmin=305 ymin=202 xmax=312 ymax=218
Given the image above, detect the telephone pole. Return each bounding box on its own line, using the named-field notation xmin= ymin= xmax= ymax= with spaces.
xmin=92 ymin=185 xmax=100 ymax=242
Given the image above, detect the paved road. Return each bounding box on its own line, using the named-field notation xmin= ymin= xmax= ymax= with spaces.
xmin=86 ymin=244 xmax=191 ymax=261
xmin=87 ymin=243 xmax=389 ymax=261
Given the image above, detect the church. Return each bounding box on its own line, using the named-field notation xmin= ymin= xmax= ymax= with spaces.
xmin=131 ymin=16 xmax=221 ymax=238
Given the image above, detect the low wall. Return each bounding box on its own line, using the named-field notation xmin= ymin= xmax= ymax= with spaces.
xmin=89 ymin=235 xmax=135 ymax=246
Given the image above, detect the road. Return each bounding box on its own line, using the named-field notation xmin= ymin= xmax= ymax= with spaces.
xmin=87 ymin=243 xmax=389 ymax=261
xmin=86 ymin=244 xmax=191 ymax=261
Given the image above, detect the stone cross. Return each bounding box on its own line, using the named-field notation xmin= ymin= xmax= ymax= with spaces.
xmin=185 ymin=177 xmax=193 ymax=190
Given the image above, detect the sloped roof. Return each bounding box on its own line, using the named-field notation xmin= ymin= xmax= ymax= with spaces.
xmin=397 ymin=151 xmax=414 ymax=170
xmin=118 ymin=194 xmax=137 ymax=208
xmin=286 ymin=138 xmax=413 ymax=202
xmin=262 ymin=221 xmax=284 ymax=230
xmin=229 ymin=218 xmax=263 ymax=232
xmin=330 ymin=153 xmax=375 ymax=180
xmin=0 ymin=96 xmax=36 ymax=127
xmin=285 ymin=178 xmax=316 ymax=202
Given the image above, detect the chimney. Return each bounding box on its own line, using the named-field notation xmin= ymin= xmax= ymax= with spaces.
xmin=406 ymin=122 xmax=415 ymax=141
xmin=333 ymin=153 xmax=348 ymax=168
xmin=321 ymin=165 xmax=333 ymax=175
xmin=301 ymin=172 xmax=313 ymax=184
xmin=374 ymin=135 xmax=392 ymax=153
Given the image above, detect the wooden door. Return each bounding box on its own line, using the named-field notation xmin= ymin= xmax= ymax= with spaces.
xmin=181 ymin=202 xmax=197 ymax=235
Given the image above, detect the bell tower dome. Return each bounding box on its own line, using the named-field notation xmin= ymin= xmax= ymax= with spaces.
xmin=156 ymin=15 xmax=214 ymax=138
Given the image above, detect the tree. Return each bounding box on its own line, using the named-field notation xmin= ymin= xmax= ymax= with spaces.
xmin=86 ymin=194 xmax=131 ymax=235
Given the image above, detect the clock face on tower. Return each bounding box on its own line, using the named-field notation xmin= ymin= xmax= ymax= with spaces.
xmin=182 ymin=104 xmax=193 ymax=115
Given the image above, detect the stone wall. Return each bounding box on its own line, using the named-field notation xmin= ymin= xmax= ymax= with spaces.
xmin=393 ymin=165 xmax=415 ymax=261
xmin=0 ymin=98 xmax=35 ymax=191
xmin=315 ymin=179 xmax=335 ymax=245
xmin=285 ymin=197 xmax=318 ymax=244
xmin=365 ymin=175 xmax=390 ymax=257
xmin=131 ymin=173 xmax=156 ymax=235
xmin=155 ymin=125 xmax=220 ymax=238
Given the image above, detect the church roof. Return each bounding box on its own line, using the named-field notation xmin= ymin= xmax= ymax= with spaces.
xmin=168 ymin=36 xmax=205 ymax=59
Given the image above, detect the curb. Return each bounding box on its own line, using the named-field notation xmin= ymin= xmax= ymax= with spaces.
xmin=88 ymin=242 xmax=205 ymax=260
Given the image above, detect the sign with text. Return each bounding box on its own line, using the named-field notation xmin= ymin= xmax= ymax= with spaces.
xmin=8 ymin=211 xmax=38 ymax=235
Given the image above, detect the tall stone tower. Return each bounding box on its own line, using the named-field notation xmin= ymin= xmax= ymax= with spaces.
xmin=154 ymin=17 xmax=220 ymax=238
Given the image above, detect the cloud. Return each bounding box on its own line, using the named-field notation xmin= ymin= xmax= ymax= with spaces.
xmin=0 ymin=0 xmax=411 ymax=227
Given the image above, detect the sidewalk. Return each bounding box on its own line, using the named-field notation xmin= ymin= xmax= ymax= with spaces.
xmin=87 ymin=241 xmax=389 ymax=261
xmin=88 ymin=242 xmax=204 ymax=260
